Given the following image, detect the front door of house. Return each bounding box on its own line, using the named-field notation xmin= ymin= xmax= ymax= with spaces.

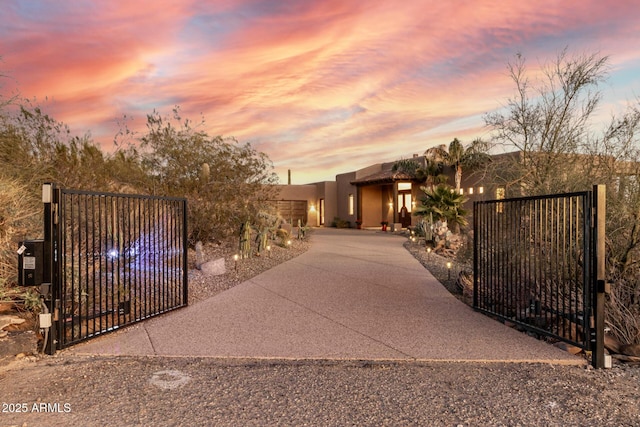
xmin=398 ymin=191 xmax=412 ymax=228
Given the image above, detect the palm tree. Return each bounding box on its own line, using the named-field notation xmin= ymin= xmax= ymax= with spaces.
xmin=392 ymin=158 xmax=447 ymax=189
xmin=424 ymin=138 xmax=490 ymax=192
xmin=414 ymin=184 xmax=469 ymax=233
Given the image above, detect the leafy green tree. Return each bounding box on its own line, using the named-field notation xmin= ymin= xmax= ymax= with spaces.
xmin=424 ymin=138 xmax=490 ymax=192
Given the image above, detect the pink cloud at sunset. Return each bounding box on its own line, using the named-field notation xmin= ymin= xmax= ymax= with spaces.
xmin=1 ymin=0 xmax=640 ymax=184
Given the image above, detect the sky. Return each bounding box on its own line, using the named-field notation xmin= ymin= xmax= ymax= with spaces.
xmin=1 ymin=1 xmax=640 ymax=184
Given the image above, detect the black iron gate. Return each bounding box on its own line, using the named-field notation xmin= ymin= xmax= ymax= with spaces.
xmin=473 ymin=185 xmax=607 ymax=368
xmin=42 ymin=184 xmax=188 ymax=353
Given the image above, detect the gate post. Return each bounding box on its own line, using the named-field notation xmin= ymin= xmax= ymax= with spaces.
xmin=592 ymin=185 xmax=606 ymax=368
xmin=42 ymin=183 xmax=58 ymax=355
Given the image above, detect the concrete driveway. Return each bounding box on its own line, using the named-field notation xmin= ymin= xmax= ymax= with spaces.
xmin=70 ymin=228 xmax=582 ymax=364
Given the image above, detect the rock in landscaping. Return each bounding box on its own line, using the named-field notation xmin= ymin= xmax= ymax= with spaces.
xmin=620 ymin=343 xmax=640 ymax=357
xmin=0 ymin=315 xmax=26 ymax=331
xmin=201 ymin=257 xmax=226 ymax=276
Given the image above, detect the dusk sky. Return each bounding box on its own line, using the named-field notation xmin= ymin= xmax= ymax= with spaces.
xmin=2 ymin=1 xmax=640 ymax=184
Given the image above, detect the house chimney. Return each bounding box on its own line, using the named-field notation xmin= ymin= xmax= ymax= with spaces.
xmin=413 ymin=153 xmax=418 ymax=158
xmin=288 ymin=169 xmax=291 ymax=185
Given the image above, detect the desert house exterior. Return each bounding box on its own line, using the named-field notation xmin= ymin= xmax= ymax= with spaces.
xmin=273 ymin=154 xmax=493 ymax=230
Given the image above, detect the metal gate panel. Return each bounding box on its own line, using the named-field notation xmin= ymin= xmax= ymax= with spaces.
xmin=43 ymin=185 xmax=188 ymax=352
xmin=473 ymin=187 xmax=606 ymax=367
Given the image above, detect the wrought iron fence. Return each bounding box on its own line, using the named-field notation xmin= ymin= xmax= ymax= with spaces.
xmin=473 ymin=188 xmax=606 ymax=366
xmin=43 ymin=185 xmax=188 ymax=351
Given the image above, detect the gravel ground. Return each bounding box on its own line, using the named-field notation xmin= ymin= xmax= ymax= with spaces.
xmin=2 ymin=230 xmax=640 ymax=426
xmin=187 ymin=235 xmax=311 ymax=304
xmin=2 ymin=356 xmax=639 ymax=426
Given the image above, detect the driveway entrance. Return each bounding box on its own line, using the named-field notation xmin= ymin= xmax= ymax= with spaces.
xmin=71 ymin=228 xmax=582 ymax=364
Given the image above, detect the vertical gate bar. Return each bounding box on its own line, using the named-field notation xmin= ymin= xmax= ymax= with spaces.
xmin=152 ymin=199 xmax=158 ymax=313
xmin=546 ymin=197 xmax=550 ymax=329
xmin=485 ymin=202 xmax=490 ymax=311
xmin=43 ymin=184 xmax=57 ymax=354
xmin=488 ymin=202 xmax=494 ymax=313
xmin=183 ymin=198 xmax=188 ymax=306
xmin=98 ymin=194 xmax=103 ymax=331
xmin=516 ymin=200 xmax=521 ymax=320
xmin=492 ymin=202 xmax=507 ymax=316
xmin=163 ymin=200 xmax=168 ymax=311
xmin=563 ymin=197 xmax=570 ymax=340
xmin=583 ymin=192 xmax=593 ymax=353
xmin=568 ymin=197 xmax=574 ymax=339
xmin=593 ymin=185 xmax=606 ymax=368
xmin=160 ymin=200 xmax=165 ymax=310
xmin=549 ymin=197 xmax=566 ymax=342
xmin=118 ymin=196 xmax=123 ymax=326
xmin=90 ymin=195 xmax=97 ymax=335
xmin=473 ymin=202 xmax=479 ymax=308
xmin=575 ymin=196 xmax=581 ymax=343
xmin=68 ymin=193 xmax=75 ymax=342
xmin=139 ymin=197 xmax=143 ymax=318
xmin=133 ymin=196 xmax=139 ymax=321
xmin=145 ymin=197 xmax=150 ymax=317
xmin=509 ymin=201 xmax=515 ymax=320
xmin=173 ymin=201 xmax=178 ymax=306
xmin=171 ymin=200 xmax=176 ymax=307
xmin=109 ymin=196 xmax=115 ymax=329
xmin=83 ymin=194 xmax=89 ymax=339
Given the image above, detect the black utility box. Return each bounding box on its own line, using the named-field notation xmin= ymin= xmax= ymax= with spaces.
xmin=18 ymin=240 xmax=44 ymax=286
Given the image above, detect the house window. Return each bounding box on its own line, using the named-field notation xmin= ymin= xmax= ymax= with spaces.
xmin=468 ymin=187 xmax=474 ymax=195
xmin=397 ymin=182 xmax=412 ymax=191
xmin=496 ymin=187 xmax=505 ymax=213
xmin=348 ymin=194 xmax=354 ymax=215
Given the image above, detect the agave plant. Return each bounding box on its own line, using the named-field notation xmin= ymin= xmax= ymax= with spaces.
xmin=414 ymin=184 xmax=469 ymax=233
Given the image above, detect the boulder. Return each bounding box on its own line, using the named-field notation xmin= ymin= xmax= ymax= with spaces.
xmin=200 ymin=257 xmax=226 ymax=276
xmin=195 ymin=241 xmax=205 ymax=269
xmin=605 ymin=334 xmax=623 ymax=354
xmin=553 ymin=341 xmax=583 ymax=355
xmin=0 ymin=315 xmax=26 ymax=331
xmin=620 ymin=343 xmax=640 ymax=358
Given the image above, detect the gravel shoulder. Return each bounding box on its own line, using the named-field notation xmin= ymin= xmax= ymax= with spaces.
xmin=1 ymin=355 xmax=639 ymax=426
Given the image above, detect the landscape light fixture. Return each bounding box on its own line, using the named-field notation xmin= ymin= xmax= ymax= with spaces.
xmin=286 ymin=240 xmax=292 ymax=247
xmin=233 ymin=254 xmax=239 ymax=271
xmin=266 ymin=245 xmax=271 ymax=258
xmin=446 ymin=261 xmax=452 ymax=280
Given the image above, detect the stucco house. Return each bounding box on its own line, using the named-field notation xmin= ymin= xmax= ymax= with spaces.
xmin=273 ymin=153 xmax=493 ymax=230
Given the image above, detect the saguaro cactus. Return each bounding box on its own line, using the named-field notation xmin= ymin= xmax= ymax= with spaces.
xmin=239 ymin=220 xmax=251 ymax=259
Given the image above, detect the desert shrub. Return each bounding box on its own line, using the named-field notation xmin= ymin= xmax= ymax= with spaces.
xmin=331 ymin=217 xmax=351 ymax=228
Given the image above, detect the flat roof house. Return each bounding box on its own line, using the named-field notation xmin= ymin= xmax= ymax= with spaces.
xmin=273 ymin=154 xmax=492 ymax=230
